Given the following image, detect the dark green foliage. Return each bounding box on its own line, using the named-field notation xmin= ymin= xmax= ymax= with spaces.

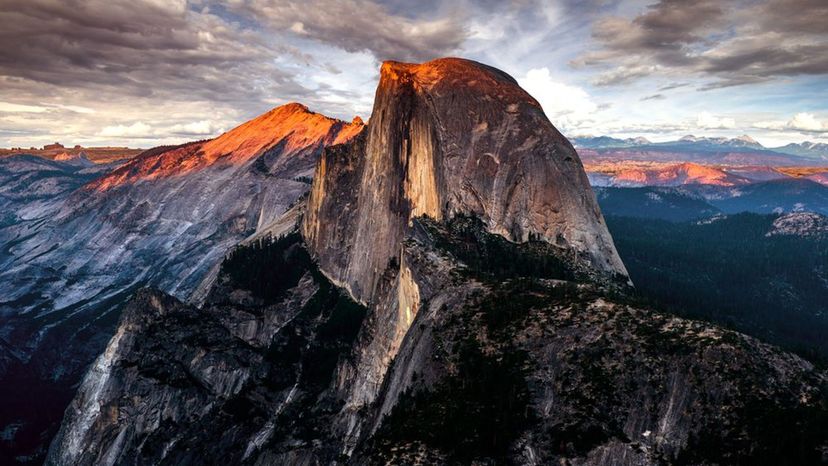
xmin=596 ymin=186 xmax=721 ymax=222
xmin=221 ymin=232 xmax=311 ymax=303
xmin=297 ymin=273 xmax=367 ymax=392
xmin=478 ymin=278 xmax=578 ymax=332
xmin=261 ymin=264 xmax=367 ymax=445
xmin=606 ymin=213 xmax=828 ymax=361
xmin=676 ymin=395 xmax=828 ymax=466
xmin=375 ymin=339 xmax=533 ymax=463
xmin=422 ymin=214 xmax=576 ymax=281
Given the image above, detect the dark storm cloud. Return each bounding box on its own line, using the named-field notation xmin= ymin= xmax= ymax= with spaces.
xmin=574 ymin=0 xmax=828 ymax=87
xmin=0 ymin=0 xmax=315 ymax=106
xmin=219 ymin=0 xmax=468 ymax=62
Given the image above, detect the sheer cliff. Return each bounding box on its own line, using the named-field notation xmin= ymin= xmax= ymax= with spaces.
xmin=303 ymin=58 xmax=627 ymax=306
xmin=47 ymin=58 xmax=827 ymax=465
xmin=301 ymin=58 xmax=629 ymax=447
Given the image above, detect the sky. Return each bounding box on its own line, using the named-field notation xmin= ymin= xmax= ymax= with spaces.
xmin=1 ymin=0 xmax=827 ymax=149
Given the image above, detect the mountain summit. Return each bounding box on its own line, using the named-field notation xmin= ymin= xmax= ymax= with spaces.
xmin=90 ymin=103 xmax=364 ymax=191
xmin=305 ymin=57 xmax=627 ymax=304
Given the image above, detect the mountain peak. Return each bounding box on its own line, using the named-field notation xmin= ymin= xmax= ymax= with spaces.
xmin=735 ymin=134 xmax=758 ymax=144
xmin=199 ymin=102 xmax=349 ymax=163
xmin=88 ymin=104 xmax=364 ymax=191
xmin=273 ymin=102 xmax=310 ymax=114
xmin=305 ymin=56 xmax=627 ymax=304
xmin=379 ymin=58 xmax=523 ymax=96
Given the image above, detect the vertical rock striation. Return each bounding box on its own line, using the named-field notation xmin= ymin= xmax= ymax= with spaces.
xmin=301 ymin=58 xmax=628 ymax=444
xmin=304 ymin=58 xmax=626 ymax=304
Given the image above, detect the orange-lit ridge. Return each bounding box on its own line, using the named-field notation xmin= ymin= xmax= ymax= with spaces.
xmin=89 ymin=103 xmax=364 ymax=191
xmin=587 ymin=161 xmax=751 ymax=186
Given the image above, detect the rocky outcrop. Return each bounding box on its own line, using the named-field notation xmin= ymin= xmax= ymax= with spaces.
xmin=301 ymin=58 xmax=628 ymax=447
xmin=303 ymin=58 xmax=626 ymax=305
xmin=47 ymin=233 xmax=370 ymax=466
xmin=355 ymin=217 xmax=828 ymax=465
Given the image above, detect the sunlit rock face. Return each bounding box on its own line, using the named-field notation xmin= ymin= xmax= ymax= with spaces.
xmin=301 ymin=57 xmax=628 ymax=448
xmin=89 ymin=103 xmax=362 ymax=191
xmin=304 ymin=58 xmax=626 ymax=305
xmin=0 ymin=103 xmax=363 ymax=463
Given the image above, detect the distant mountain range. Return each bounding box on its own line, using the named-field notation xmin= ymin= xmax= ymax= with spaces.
xmin=0 ymin=143 xmax=142 ymax=164
xmin=586 ymin=160 xmax=828 ymax=190
xmin=574 ymin=134 xmax=828 ymax=165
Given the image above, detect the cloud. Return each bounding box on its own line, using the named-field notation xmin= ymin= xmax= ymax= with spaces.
xmin=518 ymin=67 xmax=600 ymax=131
xmin=221 ymin=0 xmax=468 ymax=62
xmin=754 ymin=113 xmax=828 ymax=133
xmin=575 ymin=0 xmax=828 ymax=87
xmin=789 ymin=113 xmax=826 ymax=132
xmin=99 ymin=122 xmax=154 ymax=138
xmin=0 ymin=0 xmax=370 ymax=146
xmin=168 ymin=120 xmax=220 ymax=136
xmin=697 ymin=112 xmax=736 ymax=129
xmin=0 ymin=102 xmax=48 ymax=113
xmin=640 ymin=94 xmax=665 ymax=101
xmin=592 ymin=65 xmax=660 ymax=86
xmin=99 ymin=120 xmax=221 ymax=139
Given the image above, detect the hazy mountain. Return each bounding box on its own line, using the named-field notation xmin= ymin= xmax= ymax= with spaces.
xmin=588 ymin=162 xmax=752 ymax=187
xmin=772 ymin=141 xmax=828 ymax=161
xmin=572 ymin=135 xmax=651 ymax=148
xmin=0 ymin=144 xmax=142 ymax=165
xmin=577 ymin=134 xmax=824 ymax=166
xmin=699 ymin=178 xmax=828 ymax=215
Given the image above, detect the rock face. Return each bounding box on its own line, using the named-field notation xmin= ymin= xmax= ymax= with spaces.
xmin=301 ymin=58 xmax=628 ymax=446
xmin=0 ymin=104 xmax=362 ymax=463
xmin=47 ymin=233 xmax=370 ymax=466
xmin=47 ymin=58 xmax=827 ymax=465
xmin=304 ymin=58 xmax=626 ymax=304
xmin=766 ymin=211 xmax=828 ymax=237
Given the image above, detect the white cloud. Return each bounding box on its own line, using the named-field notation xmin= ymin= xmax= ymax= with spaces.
xmin=54 ymin=104 xmax=96 ymax=114
xmin=788 ymin=112 xmax=825 ymax=132
xmin=290 ymin=22 xmax=306 ymax=34
xmin=168 ymin=120 xmax=217 ymax=136
xmin=0 ymin=102 xmax=48 ymax=113
xmin=99 ymin=122 xmax=154 ymax=138
xmin=518 ymin=68 xmax=599 ymax=130
xmin=99 ymin=120 xmax=221 ymax=139
xmin=696 ymin=112 xmax=736 ymax=129
xmin=754 ymin=112 xmax=827 ymax=133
